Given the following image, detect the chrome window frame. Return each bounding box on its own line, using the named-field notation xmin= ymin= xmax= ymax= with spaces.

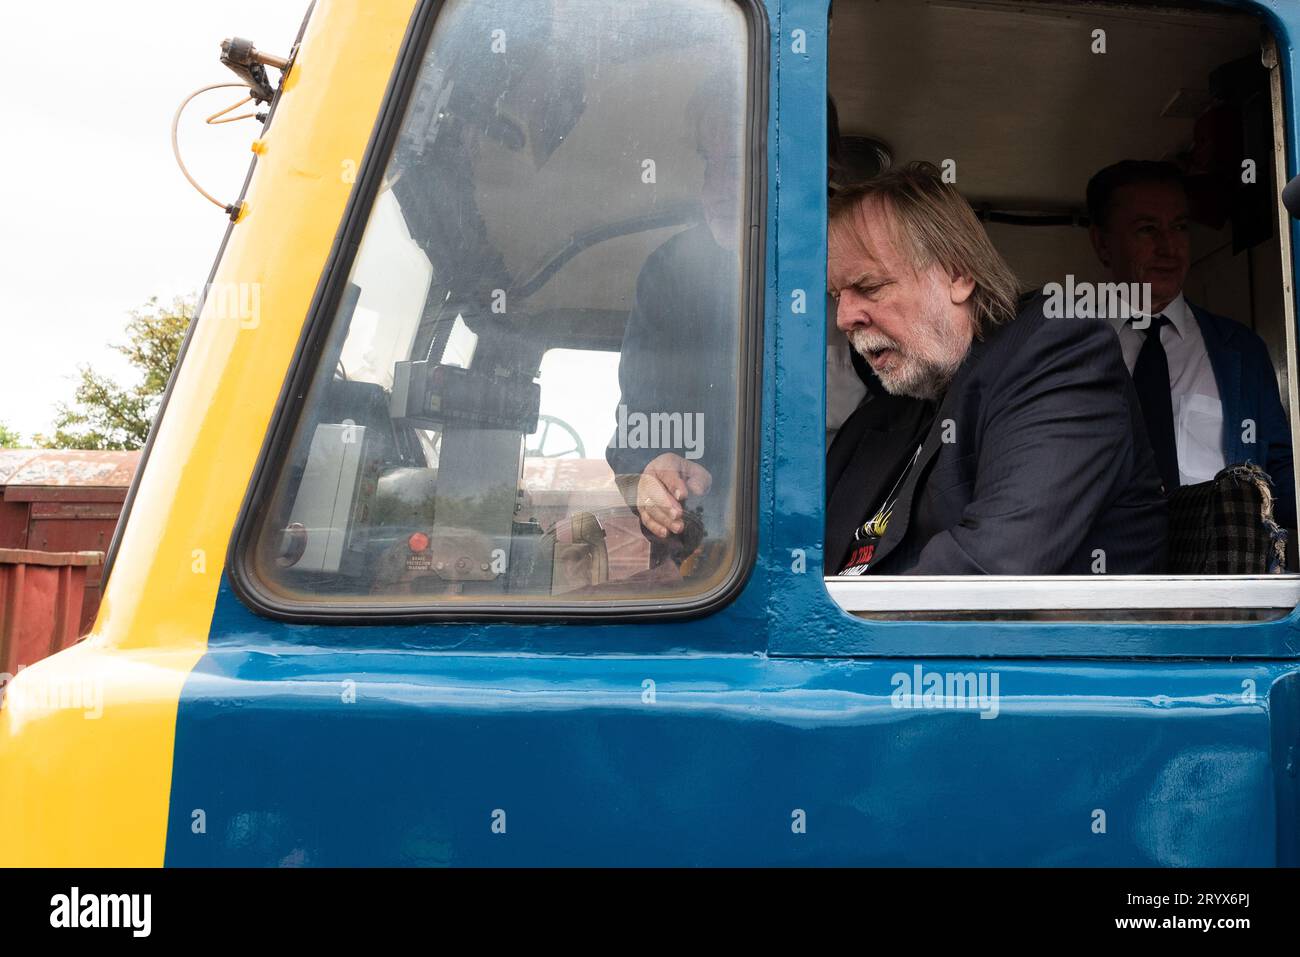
xmin=827 ymin=575 xmax=1300 ymax=613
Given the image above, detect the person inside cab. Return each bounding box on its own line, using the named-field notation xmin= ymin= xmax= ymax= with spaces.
xmin=1086 ymin=160 xmax=1296 ymax=527
xmin=606 ymin=71 xmax=745 ymax=573
xmin=825 ymin=162 xmax=1167 ymax=575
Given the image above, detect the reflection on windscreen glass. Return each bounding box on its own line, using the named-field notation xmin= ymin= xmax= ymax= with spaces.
xmin=248 ymin=0 xmax=753 ymax=608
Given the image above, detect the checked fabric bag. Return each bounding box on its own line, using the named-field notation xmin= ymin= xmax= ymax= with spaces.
xmin=1167 ymin=462 xmax=1289 ymax=574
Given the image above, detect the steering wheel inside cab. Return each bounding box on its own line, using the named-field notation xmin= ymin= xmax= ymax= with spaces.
xmin=526 ymin=414 xmax=585 ymax=459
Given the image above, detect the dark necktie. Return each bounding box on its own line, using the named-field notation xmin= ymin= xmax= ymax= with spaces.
xmin=1130 ymin=314 xmax=1179 ymax=491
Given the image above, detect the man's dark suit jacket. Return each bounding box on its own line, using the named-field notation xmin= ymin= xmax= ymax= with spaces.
xmin=826 ymin=299 xmax=1169 ymax=575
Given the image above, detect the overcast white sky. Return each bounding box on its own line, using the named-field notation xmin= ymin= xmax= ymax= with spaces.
xmin=0 ymin=1 xmax=310 ymax=441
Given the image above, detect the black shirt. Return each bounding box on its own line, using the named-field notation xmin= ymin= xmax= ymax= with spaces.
xmin=836 ymin=402 xmax=936 ymax=575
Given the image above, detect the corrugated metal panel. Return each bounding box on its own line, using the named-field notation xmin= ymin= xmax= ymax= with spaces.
xmin=0 ymin=549 xmax=103 ymax=672
xmin=0 ymin=451 xmax=140 ymax=634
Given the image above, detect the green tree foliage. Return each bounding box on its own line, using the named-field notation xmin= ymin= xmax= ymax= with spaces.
xmin=0 ymin=422 xmax=22 ymax=448
xmin=36 ymin=296 xmax=192 ymax=451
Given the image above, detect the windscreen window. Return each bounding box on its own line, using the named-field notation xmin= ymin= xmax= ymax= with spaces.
xmin=242 ymin=0 xmax=757 ymax=612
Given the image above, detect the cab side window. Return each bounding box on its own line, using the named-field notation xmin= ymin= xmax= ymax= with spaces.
xmin=240 ymin=0 xmax=759 ymax=614
xmin=824 ymin=0 xmax=1300 ymax=621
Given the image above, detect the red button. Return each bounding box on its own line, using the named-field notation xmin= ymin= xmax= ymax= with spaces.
xmin=408 ymin=532 xmax=430 ymax=553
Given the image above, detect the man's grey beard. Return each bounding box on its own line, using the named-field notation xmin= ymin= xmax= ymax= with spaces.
xmin=848 ymin=327 xmax=965 ymax=402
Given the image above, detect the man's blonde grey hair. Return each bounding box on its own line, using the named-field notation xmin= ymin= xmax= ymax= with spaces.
xmin=829 ymin=161 xmax=1020 ymax=333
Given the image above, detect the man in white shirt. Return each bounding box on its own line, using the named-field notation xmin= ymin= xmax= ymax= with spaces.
xmin=1087 ymin=160 xmax=1294 ymax=526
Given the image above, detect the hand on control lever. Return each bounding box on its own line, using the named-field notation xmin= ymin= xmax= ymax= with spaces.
xmin=634 ymin=453 xmax=712 ymax=540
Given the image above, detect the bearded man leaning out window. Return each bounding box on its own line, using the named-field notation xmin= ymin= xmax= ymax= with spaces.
xmin=825 ymin=162 xmax=1167 ymax=576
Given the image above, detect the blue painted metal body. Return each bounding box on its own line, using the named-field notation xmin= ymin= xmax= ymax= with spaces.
xmin=165 ymin=0 xmax=1300 ymax=865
